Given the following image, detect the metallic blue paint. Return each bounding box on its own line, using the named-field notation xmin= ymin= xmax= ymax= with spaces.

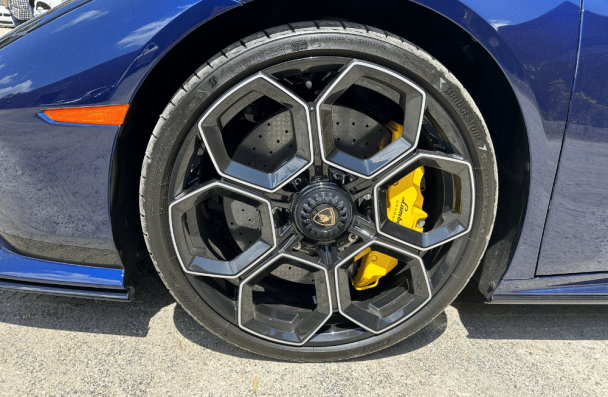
xmin=0 ymin=0 xmax=242 ymax=258
xmin=0 ymin=108 xmax=118 ymax=251
xmin=536 ymin=0 xmax=608 ymax=275
xmin=0 ymin=236 xmax=124 ymax=289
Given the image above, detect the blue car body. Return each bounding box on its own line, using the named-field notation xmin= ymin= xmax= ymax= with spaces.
xmin=0 ymin=0 xmax=606 ymax=302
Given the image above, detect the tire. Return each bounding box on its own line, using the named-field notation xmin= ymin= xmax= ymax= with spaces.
xmin=140 ymin=21 xmax=498 ymax=362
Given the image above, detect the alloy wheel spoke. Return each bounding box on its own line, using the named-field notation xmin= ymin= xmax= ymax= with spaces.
xmin=168 ymin=179 xmax=276 ymax=278
xmin=237 ymin=251 xmax=333 ymax=346
xmin=313 ymin=59 xmax=426 ymax=178
xmin=373 ymin=150 xmax=475 ymax=250
xmin=197 ymin=72 xmax=314 ymax=192
xmin=333 ymin=238 xmax=431 ymax=334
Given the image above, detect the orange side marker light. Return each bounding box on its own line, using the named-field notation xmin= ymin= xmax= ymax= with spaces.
xmin=44 ymin=104 xmax=129 ymax=126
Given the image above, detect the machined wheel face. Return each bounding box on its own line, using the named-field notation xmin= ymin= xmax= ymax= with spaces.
xmin=141 ymin=22 xmax=498 ymax=361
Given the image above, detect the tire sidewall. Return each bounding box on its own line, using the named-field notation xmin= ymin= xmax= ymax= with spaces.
xmin=142 ymin=29 xmax=498 ymax=362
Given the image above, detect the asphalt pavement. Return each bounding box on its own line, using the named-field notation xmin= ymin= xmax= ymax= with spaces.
xmin=0 ymin=27 xmax=607 ymax=397
xmin=1 ymin=258 xmax=607 ymax=396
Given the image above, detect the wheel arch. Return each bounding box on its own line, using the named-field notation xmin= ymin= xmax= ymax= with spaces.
xmin=111 ymin=0 xmax=529 ymax=297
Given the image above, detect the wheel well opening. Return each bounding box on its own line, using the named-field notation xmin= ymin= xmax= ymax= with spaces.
xmin=112 ymin=0 xmax=529 ymax=296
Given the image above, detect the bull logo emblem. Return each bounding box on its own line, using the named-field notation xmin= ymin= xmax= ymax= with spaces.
xmin=313 ymin=208 xmax=336 ymax=227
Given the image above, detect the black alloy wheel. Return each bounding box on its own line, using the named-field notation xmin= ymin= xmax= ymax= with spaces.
xmin=140 ymin=21 xmax=498 ymax=361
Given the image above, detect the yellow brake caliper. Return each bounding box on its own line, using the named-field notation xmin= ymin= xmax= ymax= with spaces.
xmin=351 ymin=122 xmax=428 ymax=291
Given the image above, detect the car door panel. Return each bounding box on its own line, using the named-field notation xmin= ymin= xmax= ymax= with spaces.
xmin=537 ymin=0 xmax=608 ymax=275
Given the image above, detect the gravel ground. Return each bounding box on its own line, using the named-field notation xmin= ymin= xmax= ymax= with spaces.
xmin=1 ymin=258 xmax=607 ymax=396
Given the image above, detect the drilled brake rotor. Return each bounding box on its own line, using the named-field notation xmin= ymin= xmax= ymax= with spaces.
xmin=232 ymin=110 xmax=297 ymax=172
xmin=331 ymin=105 xmax=392 ymax=159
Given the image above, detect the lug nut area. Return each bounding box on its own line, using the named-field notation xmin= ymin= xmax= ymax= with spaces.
xmin=291 ymin=182 xmax=355 ymax=243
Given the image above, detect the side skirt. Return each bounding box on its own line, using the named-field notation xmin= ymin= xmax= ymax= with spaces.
xmin=490 ymin=273 xmax=608 ymax=304
xmin=0 ymin=237 xmax=132 ymax=302
xmin=0 ymin=279 xmax=132 ymax=301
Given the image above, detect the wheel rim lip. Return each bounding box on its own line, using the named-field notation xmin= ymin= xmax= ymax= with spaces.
xmin=332 ymin=239 xmax=432 ymax=335
xmin=372 ymin=151 xmax=476 ymax=251
xmin=168 ymin=180 xmax=277 ymax=279
xmin=237 ymin=253 xmax=333 ymax=346
xmin=197 ymin=73 xmax=315 ymax=193
xmin=314 ymin=60 xmax=427 ymax=179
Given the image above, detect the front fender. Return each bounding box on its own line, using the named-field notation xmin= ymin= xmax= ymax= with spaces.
xmin=0 ymin=0 xmax=242 ymax=109
xmin=0 ymin=0 xmax=241 ymax=264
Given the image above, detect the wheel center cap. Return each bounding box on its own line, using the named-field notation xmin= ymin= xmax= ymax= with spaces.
xmin=311 ymin=205 xmax=337 ymax=229
xmin=294 ymin=184 xmax=354 ymax=241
